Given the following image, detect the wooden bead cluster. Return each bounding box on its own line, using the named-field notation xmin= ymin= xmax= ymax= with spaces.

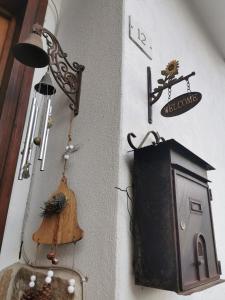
xmin=47 ymin=251 xmax=59 ymax=265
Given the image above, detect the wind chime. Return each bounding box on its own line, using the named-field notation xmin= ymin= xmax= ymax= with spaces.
xmin=18 ymin=72 xmax=56 ymax=180
xmin=14 ymin=23 xmax=85 ymax=180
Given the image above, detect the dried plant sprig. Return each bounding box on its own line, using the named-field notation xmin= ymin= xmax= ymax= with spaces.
xmin=41 ymin=192 xmax=67 ymax=217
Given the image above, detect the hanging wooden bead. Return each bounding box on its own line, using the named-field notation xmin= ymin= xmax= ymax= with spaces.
xmin=47 ymin=251 xmax=55 ymax=260
xmin=29 ymin=281 xmax=35 ymax=288
xmin=33 ymin=136 xmax=41 ymax=146
xmin=68 ymin=278 xmax=75 ymax=286
xmin=47 ymin=270 xmax=54 ymax=277
xmin=51 ymin=257 xmax=59 ymax=265
xmin=45 ymin=276 xmax=52 ymax=284
xmin=67 ymin=285 xmax=75 ymax=294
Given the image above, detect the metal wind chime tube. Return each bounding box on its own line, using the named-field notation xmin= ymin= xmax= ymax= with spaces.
xmin=35 ymin=71 xmax=56 ymax=172
xmin=39 ymin=98 xmax=51 ymax=161
xmin=40 ymin=103 xmax=52 ymax=171
xmin=27 ymin=104 xmax=39 ymax=164
xmin=17 ymin=71 xmax=56 ymax=180
xmin=18 ymin=96 xmax=38 ymax=180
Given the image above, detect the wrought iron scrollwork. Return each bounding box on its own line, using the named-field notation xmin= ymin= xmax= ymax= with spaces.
xmin=127 ymin=131 xmax=165 ymax=150
xmin=42 ymin=27 xmax=85 ymax=115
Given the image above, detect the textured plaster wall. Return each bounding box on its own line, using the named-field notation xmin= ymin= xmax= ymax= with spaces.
xmin=0 ymin=0 xmax=62 ymax=270
xmin=15 ymin=1 xmax=123 ymax=300
xmin=116 ymin=0 xmax=225 ymax=299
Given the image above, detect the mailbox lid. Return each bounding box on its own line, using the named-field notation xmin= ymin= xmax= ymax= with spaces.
xmin=166 ymin=139 xmax=214 ymax=170
xmin=139 ymin=139 xmax=214 ymax=180
xmin=168 ymin=139 xmax=214 ymax=180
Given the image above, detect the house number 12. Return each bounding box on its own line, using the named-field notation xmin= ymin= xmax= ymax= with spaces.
xmin=137 ymin=28 xmax=147 ymax=45
xmin=129 ymin=16 xmax=152 ymax=60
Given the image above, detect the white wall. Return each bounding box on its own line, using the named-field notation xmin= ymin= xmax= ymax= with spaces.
xmin=116 ymin=0 xmax=225 ymax=299
xmin=2 ymin=0 xmax=225 ymax=300
xmin=189 ymin=0 xmax=225 ymax=59
xmin=0 ymin=0 xmax=62 ymax=270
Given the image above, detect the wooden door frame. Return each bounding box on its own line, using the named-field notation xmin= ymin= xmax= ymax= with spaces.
xmin=0 ymin=0 xmax=48 ymax=249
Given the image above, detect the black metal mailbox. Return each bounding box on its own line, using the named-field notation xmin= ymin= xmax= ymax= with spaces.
xmin=133 ymin=139 xmax=223 ymax=295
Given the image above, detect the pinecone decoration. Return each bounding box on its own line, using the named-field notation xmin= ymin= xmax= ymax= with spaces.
xmin=21 ymin=288 xmax=39 ymax=300
xmin=38 ymin=283 xmax=52 ymax=300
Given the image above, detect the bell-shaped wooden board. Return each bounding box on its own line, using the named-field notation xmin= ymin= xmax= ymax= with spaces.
xmin=33 ymin=176 xmax=83 ymax=245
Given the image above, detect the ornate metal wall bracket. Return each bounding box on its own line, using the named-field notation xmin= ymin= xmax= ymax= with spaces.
xmin=40 ymin=26 xmax=85 ymax=116
xmin=14 ymin=23 xmax=85 ymax=116
xmin=148 ymin=60 xmax=195 ymax=123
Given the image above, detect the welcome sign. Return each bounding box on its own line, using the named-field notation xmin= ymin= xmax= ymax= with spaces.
xmin=161 ymin=92 xmax=202 ymax=117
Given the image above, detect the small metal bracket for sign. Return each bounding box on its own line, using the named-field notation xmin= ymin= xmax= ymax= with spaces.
xmin=148 ymin=60 xmax=200 ymax=123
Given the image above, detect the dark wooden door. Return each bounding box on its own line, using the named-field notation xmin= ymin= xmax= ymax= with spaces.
xmin=0 ymin=9 xmax=16 ymax=92
xmin=0 ymin=0 xmax=48 ymax=249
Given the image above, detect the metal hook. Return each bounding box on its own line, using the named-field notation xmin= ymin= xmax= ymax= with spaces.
xmin=127 ymin=133 xmax=138 ymax=150
xmin=127 ymin=131 xmax=165 ymax=150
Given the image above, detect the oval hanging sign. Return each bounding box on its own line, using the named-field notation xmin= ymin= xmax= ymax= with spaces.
xmin=161 ymin=92 xmax=202 ymax=117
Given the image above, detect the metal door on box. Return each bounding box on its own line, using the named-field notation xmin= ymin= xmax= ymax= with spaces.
xmin=173 ymin=168 xmax=219 ymax=291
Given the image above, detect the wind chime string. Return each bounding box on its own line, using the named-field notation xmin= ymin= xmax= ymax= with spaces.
xmin=44 ymin=110 xmax=75 ymax=266
xmin=62 ymin=110 xmax=74 ymax=177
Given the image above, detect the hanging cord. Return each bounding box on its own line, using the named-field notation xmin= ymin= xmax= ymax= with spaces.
xmin=62 ymin=111 xmax=74 ymax=177
xmin=115 ymin=186 xmax=134 ymax=235
xmin=50 ymin=0 xmax=60 ymax=35
xmin=34 ymin=243 xmax=40 ymax=265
